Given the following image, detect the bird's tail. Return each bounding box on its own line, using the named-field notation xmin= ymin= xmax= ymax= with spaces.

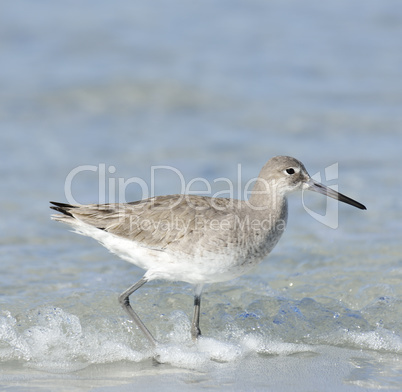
xmin=50 ymin=201 xmax=77 ymax=222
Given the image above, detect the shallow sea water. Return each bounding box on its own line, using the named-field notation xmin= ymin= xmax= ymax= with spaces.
xmin=1 ymin=0 xmax=402 ymax=390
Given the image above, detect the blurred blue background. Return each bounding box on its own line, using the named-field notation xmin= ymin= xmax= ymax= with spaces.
xmin=2 ymin=0 xmax=401 ymax=244
xmin=1 ymin=1 xmax=402 ymax=389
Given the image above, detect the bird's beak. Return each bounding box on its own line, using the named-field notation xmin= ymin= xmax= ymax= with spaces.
xmin=305 ymin=178 xmax=367 ymax=210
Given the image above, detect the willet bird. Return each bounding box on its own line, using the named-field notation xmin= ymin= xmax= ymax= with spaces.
xmin=50 ymin=156 xmax=366 ymax=346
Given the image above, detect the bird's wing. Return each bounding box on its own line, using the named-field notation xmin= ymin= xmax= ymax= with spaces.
xmin=51 ymin=195 xmax=233 ymax=250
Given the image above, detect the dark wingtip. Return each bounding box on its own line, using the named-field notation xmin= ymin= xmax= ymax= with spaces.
xmin=50 ymin=201 xmax=76 ymax=217
xmin=50 ymin=201 xmax=76 ymax=209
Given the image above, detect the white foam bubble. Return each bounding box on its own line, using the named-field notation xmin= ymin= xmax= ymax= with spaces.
xmin=241 ymin=334 xmax=315 ymax=356
xmin=154 ymin=333 xmax=243 ymax=369
xmin=156 ymin=344 xmax=210 ymax=369
xmin=0 ymin=307 xmax=148 ymax=372
xmin=163 ymin=310 xmax=192 ymax=343
xmin=0 ymin=311 xmax=31 ymax=361
xmin=345 ymin=329 xmax=402 ymax=353
xmin=197 ymin=337 xmax=243 ymax=362
xmin=2 ymin=301 xmax=402 ymax=374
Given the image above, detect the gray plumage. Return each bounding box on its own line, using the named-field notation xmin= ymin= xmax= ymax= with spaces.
xmin=50 ymin=156 xmax=366 ymax=346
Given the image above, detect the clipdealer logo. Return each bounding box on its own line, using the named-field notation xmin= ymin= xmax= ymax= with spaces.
xmin=63 ymin=163 xmax=341 ymax=229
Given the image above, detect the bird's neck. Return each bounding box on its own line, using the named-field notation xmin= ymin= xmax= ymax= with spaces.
xmin=244 ymin=178 xmax=288 ymax=237
xmin=247 ymin=178 xmax=286 ymax=212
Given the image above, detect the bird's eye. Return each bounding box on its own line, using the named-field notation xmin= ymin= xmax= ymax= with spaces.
xmin=285 ymin=168 xmax=295 ymax=175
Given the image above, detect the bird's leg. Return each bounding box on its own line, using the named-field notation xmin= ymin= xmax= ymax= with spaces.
xmin=191 ymin=285 xmax=203 ymax=340
xmin=191 ymin=294 xmax=202 ymax=340
xmin=118 ymin=276 xmax=157 ymax=347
